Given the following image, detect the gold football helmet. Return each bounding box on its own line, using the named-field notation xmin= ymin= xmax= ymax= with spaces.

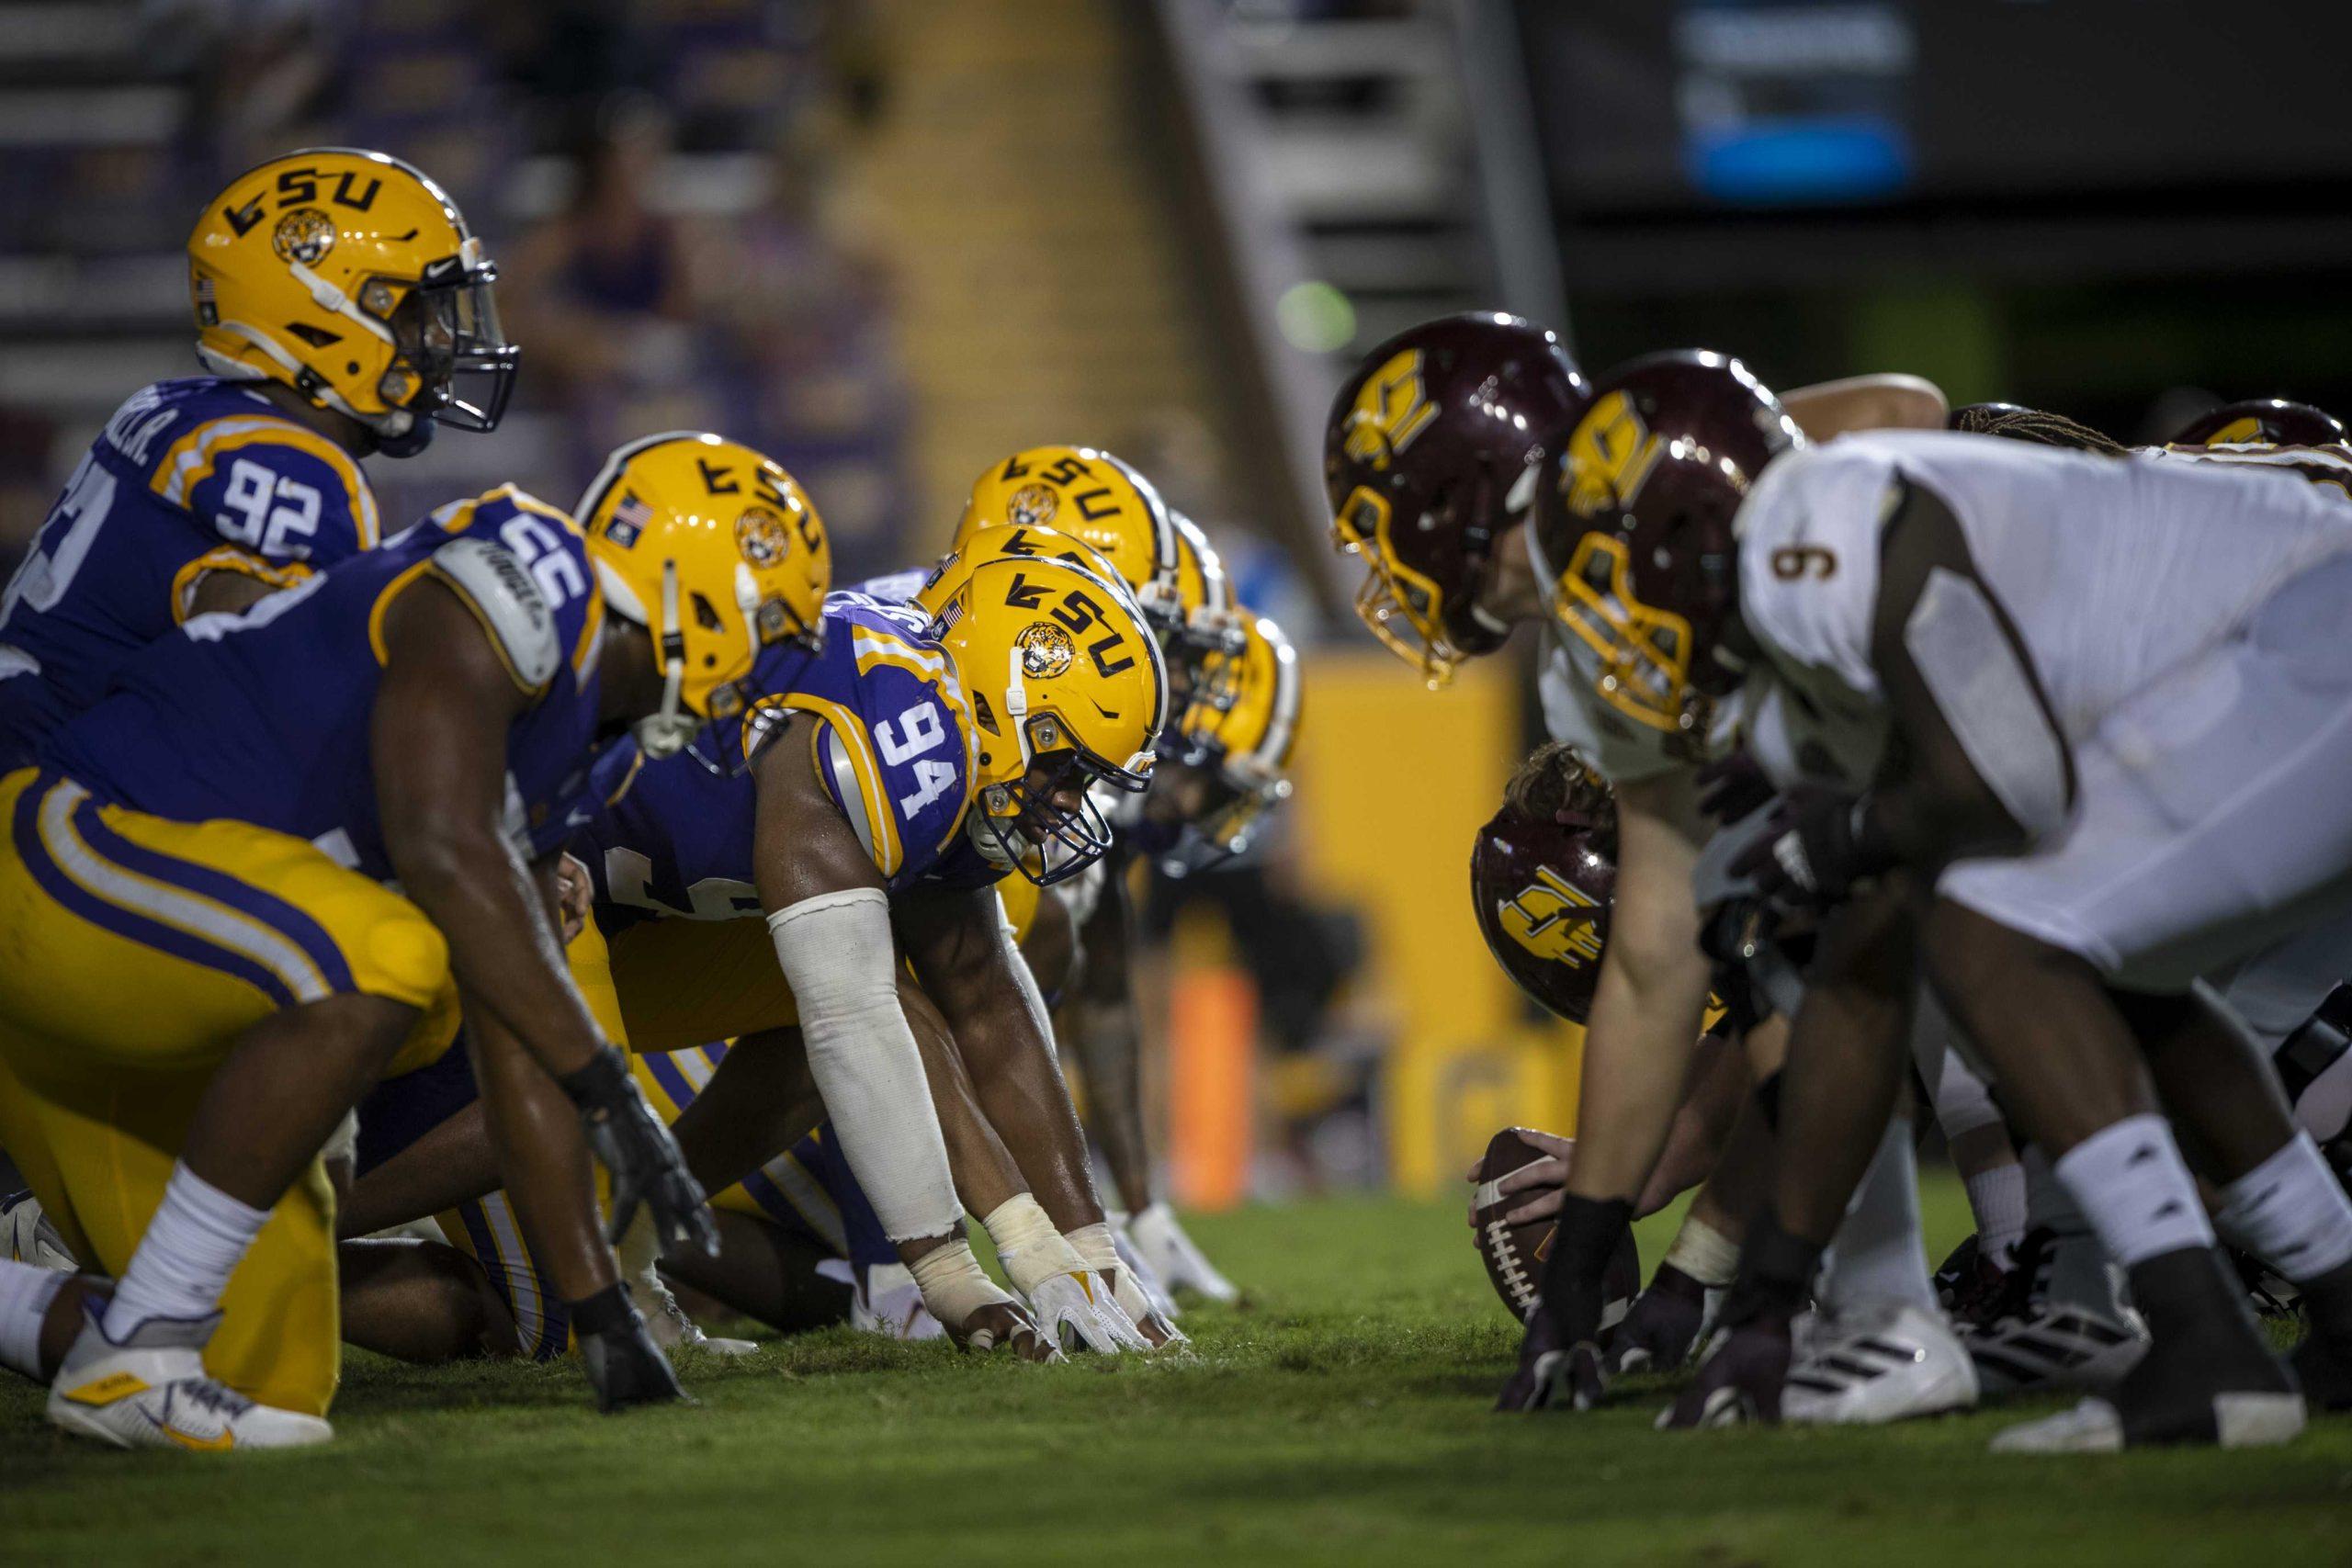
xmin=1162 ymin=609 xmax=1300 ymax=870
xmin=928 ymin=552 xmax=1168 ymax=884
xmin=189 ymin=148 xmax=517 ymax=456
xmin=1169 ymin=510 xmax=1248 ymax=658
xmin=954 ymin=446 xmax=1184 ymax=638
xmin=577 ymin=432 xmax=832 ymax=759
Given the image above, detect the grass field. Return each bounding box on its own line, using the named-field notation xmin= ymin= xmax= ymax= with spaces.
xmin=6 ymin=1177 xmax=2351 ymax=1566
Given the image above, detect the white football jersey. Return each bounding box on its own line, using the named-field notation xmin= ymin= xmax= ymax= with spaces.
xmin=1735 ymin=430 xmax=2352 ymax=792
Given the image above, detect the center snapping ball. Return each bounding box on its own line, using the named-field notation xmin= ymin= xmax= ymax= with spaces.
xmin=1471 ymin=1128 xmax=1641 ymax=1326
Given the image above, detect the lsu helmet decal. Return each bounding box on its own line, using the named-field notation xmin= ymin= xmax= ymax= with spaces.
xmin=956 ymin=446 xmax=1184 ymax=639
xmin=927 ymin=553 xmax=1167 ymax=885
xmin=190 ymin=148 xmax=517 ymax=455
xmin=578 ymin=432 xmax=833 ymax=758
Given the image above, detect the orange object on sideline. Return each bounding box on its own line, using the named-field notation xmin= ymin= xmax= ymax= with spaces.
xmin=1170 ymin=963 xmax=1257 ymax=1212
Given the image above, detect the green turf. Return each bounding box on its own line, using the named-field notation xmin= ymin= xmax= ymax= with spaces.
xmin=6 ymin=1177 xmax=2349 ymax=1566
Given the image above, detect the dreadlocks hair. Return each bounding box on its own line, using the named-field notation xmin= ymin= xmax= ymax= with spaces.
xmin=1503 ymin=740 xmax=1617 ymax=856
xmin=1948 ymin=401 xmax=2132 ymax=457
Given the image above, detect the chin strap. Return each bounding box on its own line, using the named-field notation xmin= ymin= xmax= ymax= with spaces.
xmin=634 ymin=559 xmax=700 ymax=759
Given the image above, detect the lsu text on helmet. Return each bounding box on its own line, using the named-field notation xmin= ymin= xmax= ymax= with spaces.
xmin=577 ymin=431 xmax=832 ymax=760
xmin=956 ymin=446 xmax=1183 ymax=639
xmin=926 ymin=552 xmax=1167 ymax=885
xmin=190 ymin=148 xmax=518 ymax=456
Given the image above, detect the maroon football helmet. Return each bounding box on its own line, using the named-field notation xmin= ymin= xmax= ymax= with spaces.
xmin=2170 ymin=398 xmax=2347 ymax=448
xmin=1529 ymin=350 xmax=1803 ymax=755
xmin=1470 ymin=743 xmax=1618 ymax=1024
xmin=1324 ymin=312 xmax=1589 ymax=687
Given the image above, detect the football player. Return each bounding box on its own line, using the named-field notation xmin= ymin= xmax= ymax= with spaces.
xmin=1542 ymin=354 xmax=2352 ymax=1448
xmin=1324 ymin=312 xmax=1955 ymax=1416
xmin=0 ymin=476 xmax=738 ymax=1449
xmin=1051 ymin=596 xmax=1304 ymax=1304
xmin=0 ymin=148 xmax=514 ymax=772
xmin=944 ymin=455 xmax=1249 ymax=1301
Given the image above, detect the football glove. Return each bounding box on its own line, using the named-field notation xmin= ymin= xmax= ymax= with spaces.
xmin=571 ymin=1282 xmax=690 ymax=1413
xmin=560 ymin=1045 xmax=718 ymax=1258
xmin=1726 ymin=789 xmax=1888 ymax=911
xmin=1608 ymin=1261 xmax=1711 ymax=1376
xmin=1026 ymin=1269 xmax=1153 ymax=1355
xmin=1496 ymin=1193 xmax=1630 ymax=1412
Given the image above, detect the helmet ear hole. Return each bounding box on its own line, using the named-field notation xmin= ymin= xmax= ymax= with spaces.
xmin=690 ymin=592 xmax=724 ymax=633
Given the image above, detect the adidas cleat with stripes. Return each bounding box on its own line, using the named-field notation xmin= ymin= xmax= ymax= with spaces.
xmin=48 ymin=1307 xmax=332 ymax=1451
xmin=1963 ymin=1301 xmax=2149 ymax=1396
xmin=1782 ymin=1302 xmax=1979 ymax=1426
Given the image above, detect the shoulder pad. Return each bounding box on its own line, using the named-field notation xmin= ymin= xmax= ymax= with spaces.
xmin=430 ymin=536 xmax=560 ymax=692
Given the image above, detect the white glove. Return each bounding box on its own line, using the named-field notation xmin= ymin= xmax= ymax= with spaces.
xmin=1129 ymin=1201 xmax=1239 ymax=1304
xmin=984 ymin=1196 xmax=1149 ymax=1355
xmin=1024 ymin=1269 xmax=1152 ymax=1355
xmin=1074 ymin=1221 xmax=1188 ymax=1349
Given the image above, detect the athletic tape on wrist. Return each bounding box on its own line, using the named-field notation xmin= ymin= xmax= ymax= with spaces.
xmin=1663 ymin=1213 xmax=1742 ymax=1288
xmin=982 ymin=1195 xmax=1087 ymax=1297
xmin=909 ymin=1239 xmax=1012 ymax=1325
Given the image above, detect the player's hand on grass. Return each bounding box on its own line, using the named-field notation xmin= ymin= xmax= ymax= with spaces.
xmin=560 ymin=1045 xmax=718 ymax=1258
xmin=1027 ymin=1269 xmax=1153 ymax=1355
xmin=572 ymin=1282 xmax=691 ymax=1413
xmin=1464 ymin=1128 xmax=1574 ymax=1229
xmin=1607 ymin=1261 xmax=1709 ymax=1375
xmin=1497 ymin=1298 xmax=1606 ymax=1413
xmin=1660 ymin=1313 xmax=1792 ymax=1429
xmin=950 ymin=1299 xmax=1060 ymax=1363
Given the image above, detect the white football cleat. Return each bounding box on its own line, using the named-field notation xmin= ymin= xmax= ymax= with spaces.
xmin=851 ymin=1261 xmax=945 ymax=1341
xmin=1782 ymin=1302 xmax=1979 ymax=1426
xmin=1963 ymin=1301 xmax=2149 ymax=1396
xmin=637 ymin=1268 xmax=757 ymax=1356
xmin=1991 ymin=1392 xmax=2305 ymax=1453
xmin=48 ymin=1309 xmax=332 ymax=1451
xmin=3 ymin=1190 xmax=78 ymax=1271
xmin=1128 ymin=1201 xmax=1238 ymax=1305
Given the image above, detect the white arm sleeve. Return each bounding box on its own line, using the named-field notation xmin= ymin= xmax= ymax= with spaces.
xmin=766 ymin=887 xmax=964 ymax=1243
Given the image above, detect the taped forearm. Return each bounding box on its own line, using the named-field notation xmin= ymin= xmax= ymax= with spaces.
xmin=767 ymin=888 xmax=963 ymax=1243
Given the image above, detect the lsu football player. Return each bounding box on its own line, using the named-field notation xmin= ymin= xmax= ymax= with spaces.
xmin=1539 ymin=355 xmax=2352 ymax=1449
xmin=354 ymin=434 xmax=1175 ymax=1357
xmin=1323 ymin=313 xmax=1958 ymax=1419
xmin=0 ymin=469 xmax=741 ymax=1449
xmin=0 ymin=148 xmax=514 ymax=773
xmin=946 ymin=454 xmax=1247 ymax=1297
xmin=1051 ymin=601 xmax=1304 ymax=1304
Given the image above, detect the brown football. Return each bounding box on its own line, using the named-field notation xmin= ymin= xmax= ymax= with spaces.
xmin=1472 ymin=1127 xmax=1641 ymax=1326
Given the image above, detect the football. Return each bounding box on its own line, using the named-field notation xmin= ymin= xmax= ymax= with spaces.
xmin=1472 ymin=1128 xmax=1641 ymax=1327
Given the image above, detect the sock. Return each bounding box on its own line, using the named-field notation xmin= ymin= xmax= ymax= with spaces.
xmin=101 ymin=1163 xmax=269 ymax=1338
xmin=1817 ymin=1115 xmax=1938 ymax=1315
xmin=2052 ymin=1114 xmax=2215 ymax=1270
xmin=1964 ymin=1162 xmax=2029 ymax=1269
xmin=0 ymin=1258 xmax=68 ymax=1380
xmin=2213 ymin=1132 xmax=2352 ymax=1283
xmin=2021 ymin=1145 xmax=2128 ymax=1315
